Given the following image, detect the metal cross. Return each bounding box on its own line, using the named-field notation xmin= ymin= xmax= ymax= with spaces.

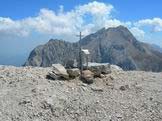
xmin=76 ymin=32 xmax=84 ymax=76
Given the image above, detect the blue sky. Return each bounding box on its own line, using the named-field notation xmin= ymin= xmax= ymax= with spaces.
xmin=0 ymin=0 xmax=162 ymax=65
xmin=1 ymin=0 xmax=162 ymax=20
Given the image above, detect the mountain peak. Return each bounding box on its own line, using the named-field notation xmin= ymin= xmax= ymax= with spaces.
xmin=25 ymin=27 xmax=162 ymax=72
xmin=116 ymin=25 xmax=127 ymax=29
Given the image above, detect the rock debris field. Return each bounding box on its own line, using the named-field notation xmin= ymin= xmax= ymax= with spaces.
xmin=0 ymin=65 xmax=162 ymax=121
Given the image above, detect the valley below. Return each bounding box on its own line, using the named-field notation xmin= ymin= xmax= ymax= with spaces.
xmin=0 ymin=65 xmax=162 ymax=121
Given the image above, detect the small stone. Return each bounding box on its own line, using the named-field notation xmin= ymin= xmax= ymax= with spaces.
xmin=116 ymin=113 xmax=122 ymax=118
xmin=109 ymin=75 xmax=114 ymax=80
xmin=91 ymin=86 xmax=103 ymax=92
xmin=100 ymin=74 xmax=105 ymax=78
xmin=0 ymin=75 xmax=4 ymax=78
xmin=149 ymin=97 xmax=153 ymax=101
xmin=19 ymin=100 xmax=31 ymax=105
xmin=81 ymin=83 xmax=88 ymax=87
xmin=120 ymin=86 xmax=126 ymax=91
xmin=119 ymin=85 xmax=129 ymax=91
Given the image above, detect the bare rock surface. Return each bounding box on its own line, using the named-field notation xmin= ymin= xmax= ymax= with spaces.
xmin=0 ymin=65 xmax=162 ymax=121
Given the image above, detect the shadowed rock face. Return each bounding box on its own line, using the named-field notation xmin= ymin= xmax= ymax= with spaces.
xmin=24 ymin=26 xmax=162 ymax=72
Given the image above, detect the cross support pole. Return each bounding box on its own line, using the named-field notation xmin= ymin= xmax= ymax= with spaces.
xmin=76 ymin=32 xmax=84 ymax=77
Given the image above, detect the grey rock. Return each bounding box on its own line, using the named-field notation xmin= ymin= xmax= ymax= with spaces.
xmin=85 ymin=63 xmax=111 ymax=77
xmin=48 ymin=72 xmax=59 ymax=80
xmin=119 ymin=85 xmax=129 ymax=91
xmin=81 ymin=70 xmax=94 ymax=84
xmin=52 ymin=64 xmax=69 ymax=79
xmin=91 ymin=86 xmax=103 ymax=92
xmin=67 ymin=68 xmax=80 ymax=78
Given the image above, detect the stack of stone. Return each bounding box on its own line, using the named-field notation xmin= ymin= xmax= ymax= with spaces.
xmin=81 ymin=63 xmax=112 ymax=84
xmin=48 ymin=63 xmax=114 ymax=84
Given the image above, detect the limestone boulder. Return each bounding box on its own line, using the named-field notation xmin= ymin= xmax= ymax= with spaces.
xmin=84 ymin=63 xmax=111 ymax=77
xmin=50 ymin=64 xmax=69 ymax=79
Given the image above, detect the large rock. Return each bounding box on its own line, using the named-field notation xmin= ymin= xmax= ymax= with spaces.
xmin=50 ymin=64 xmax=69 ymax=79
xmin=81 ymin=70 xmax=94 ymax=84
xmin=48 ymin=71 xmax=60 ymax=80
xmin=67 ymin=68 xmax=80 ymax=78
xmin=84 ymin=63 xmax=111 ymax=77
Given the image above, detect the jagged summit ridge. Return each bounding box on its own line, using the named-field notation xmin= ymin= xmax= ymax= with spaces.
xmin=24 ymin=26 xmax=162 ymax=72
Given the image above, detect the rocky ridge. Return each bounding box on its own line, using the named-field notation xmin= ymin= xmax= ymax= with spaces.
xmin=24 ymin=26 xmax=162 ymax=72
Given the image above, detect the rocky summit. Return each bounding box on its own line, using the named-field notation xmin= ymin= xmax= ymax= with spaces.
xmin=24 ymin=26 xmax=162 ymax=72
xmin=0 ymin=65 xmax=162 ymax=121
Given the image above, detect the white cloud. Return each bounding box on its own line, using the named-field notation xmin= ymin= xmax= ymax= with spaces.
xmin=130 ymin=27 xmax=145 ymax=39
xmin=76 ymin=1 xmax=113 ymax=16
xmin=0 ymin=1 xmax=117 ymax=40
xmin=0 ymin=1 xmax=162 ymax=43
xmin=0 ymin=17 xmax=29 ymax=37
xmin=104 ymin=19 xmax=132 ymax=28
xmin=24 ymin=8 xmax=76 ymax=35
xmin=135 ymin=18 xmax=162 ymax=32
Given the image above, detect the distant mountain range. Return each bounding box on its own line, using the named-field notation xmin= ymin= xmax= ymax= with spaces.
xmin=24 ymin=26 xmax=162 ymax=72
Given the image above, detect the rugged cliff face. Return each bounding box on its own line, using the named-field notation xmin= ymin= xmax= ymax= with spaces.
xmin=24 ymin=26 xmax=162 ymax=72
xmin=24 ymin=39 xmax=79 ymax=67
xmin=80 ymin=26 xmax=162 ymax=71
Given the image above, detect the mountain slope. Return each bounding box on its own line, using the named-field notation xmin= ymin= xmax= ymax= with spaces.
xmin=150 ymin=44 xmax=162 ymax=53
xmin=25 ymin=39 xmax=79 ymax=67
xmin=80 ymin=26 xmax=162 ymax=71
xmin=24 ymin=26 xmax=162 ymax=72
